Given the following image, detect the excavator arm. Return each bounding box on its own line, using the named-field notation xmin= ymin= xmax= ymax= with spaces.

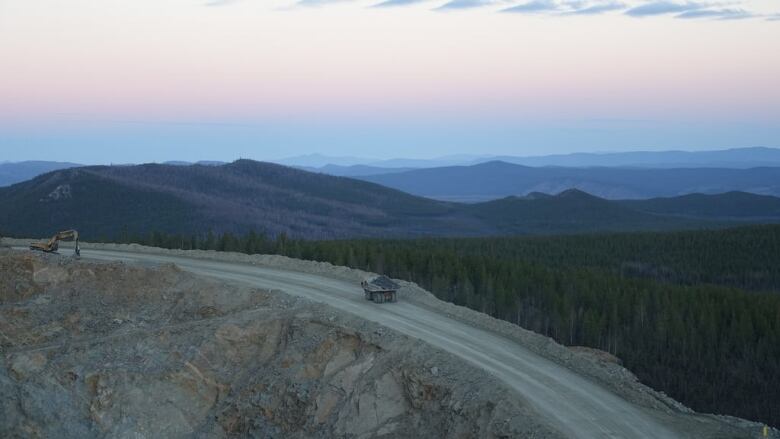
xmin=30 ymin=230 xmax=80 ymax=256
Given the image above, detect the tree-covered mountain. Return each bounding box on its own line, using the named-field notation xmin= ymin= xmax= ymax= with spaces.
xmin=0 ymin=160 xmax=474 ymax=239
xmin=465 ymin=189 xmax=703 ymax=233
xmin=357 ymin=160 xmax=780 ymax=201
xmin=620 ymin=191 xmax=780 ymax=220
xmin=2 ymin=160 xmax=780 ymax=240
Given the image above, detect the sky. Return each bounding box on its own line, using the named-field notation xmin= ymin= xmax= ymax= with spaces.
xmin=0 ymin=0 xmax=779 ymax=164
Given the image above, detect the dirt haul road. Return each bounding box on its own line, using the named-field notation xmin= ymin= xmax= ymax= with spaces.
xmin=77 ymin=248 xmax=691 ymax=439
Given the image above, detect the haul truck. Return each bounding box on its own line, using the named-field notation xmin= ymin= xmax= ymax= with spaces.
xmin=361 ymin=275 xmax=400 ymax=303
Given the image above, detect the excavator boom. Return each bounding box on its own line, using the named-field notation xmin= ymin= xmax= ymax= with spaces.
xmin=30 ymin=230 xmax=80 ymax=256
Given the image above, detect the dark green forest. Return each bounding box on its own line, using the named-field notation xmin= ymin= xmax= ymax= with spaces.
xmin=106 ymin=225 xmax=780 ymax=427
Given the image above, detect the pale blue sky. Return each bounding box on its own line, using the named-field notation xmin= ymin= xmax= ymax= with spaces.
xmin=0 ymin=0 xmax=778 ymax=163
xmin=3 ymin=117 xmax=777 ymax=164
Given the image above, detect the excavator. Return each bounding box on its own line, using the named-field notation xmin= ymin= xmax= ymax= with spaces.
xmin=29 ymin=230 xmax=80 ymax=257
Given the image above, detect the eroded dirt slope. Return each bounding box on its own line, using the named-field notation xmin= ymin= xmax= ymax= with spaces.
xmin=0 ymin=250 xmax=560 ymax=438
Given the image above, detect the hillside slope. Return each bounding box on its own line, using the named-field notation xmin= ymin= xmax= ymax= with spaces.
xmin=2 ymin=160 xmax=774 ymax=240
xmin=466 ymin=189 xmax=701 ymax=234
xmin=0 ymin=160 xmax=475 ymax=239
xmin=621 ymin=191 xmax=780 ymax=220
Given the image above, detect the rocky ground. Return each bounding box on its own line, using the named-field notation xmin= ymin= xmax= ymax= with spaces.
xmin=0 ymin=249 xmax=562 ymax=438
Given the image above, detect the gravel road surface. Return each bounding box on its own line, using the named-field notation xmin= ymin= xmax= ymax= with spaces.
xmin=78 ymin=248 xmax=684 ymax=439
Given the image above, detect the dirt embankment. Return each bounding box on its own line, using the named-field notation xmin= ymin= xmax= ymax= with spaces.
xmin=1 ymin=239 xmax=775 ymax=438
xmin=0 ymin=250 xmax=561 ymax=438
xmin=0 ymin=241 xmax=717 ymax=412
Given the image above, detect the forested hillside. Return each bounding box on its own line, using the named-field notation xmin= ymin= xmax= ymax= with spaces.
xmin=621 ymin=191 xmax=780 ymax=220
xmin=2 ymin=160 xmax=759 ymax=240
xmin=0 ymin=161 xmax=468 ymax=239
xmin=107 ymin=225 xmax=780 ymax=428
xmin=0 ymin=160 xmax=780 ymax=240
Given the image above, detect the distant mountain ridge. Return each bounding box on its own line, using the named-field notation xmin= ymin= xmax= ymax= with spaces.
xmin=297 ymin=164 xmax=419 ymax=177
xmin=163 ymin=160 xmax=226 ymax=166
xmin=5 ymin=147 xmax=779 ymax=187
xmin=275 ymin=153 xmax=484 ymax=169
xmin=480 ymin=147 xmax=780 ymax=169
xmin=0 ymin=161 xmax=82 ymax=187
xmin=279 ymin=147 xmax=780 ymax=171
xmin=2 ymin=160 xmax=780 ymax=240
xmin=0 ymin=160 xmax=226 ymax=187
xmin=357 ymin=160 xmax=780 ymax=201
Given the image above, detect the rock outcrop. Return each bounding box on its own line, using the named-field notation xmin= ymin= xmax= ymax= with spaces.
xmin=0 ymin=250 xmax=560 ymax=438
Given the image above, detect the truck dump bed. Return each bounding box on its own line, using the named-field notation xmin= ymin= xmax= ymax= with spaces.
xmin=361 ymin=275 xmax=400 ymax=303
xmin=362 ymin=275 xmax=400 ymax=292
